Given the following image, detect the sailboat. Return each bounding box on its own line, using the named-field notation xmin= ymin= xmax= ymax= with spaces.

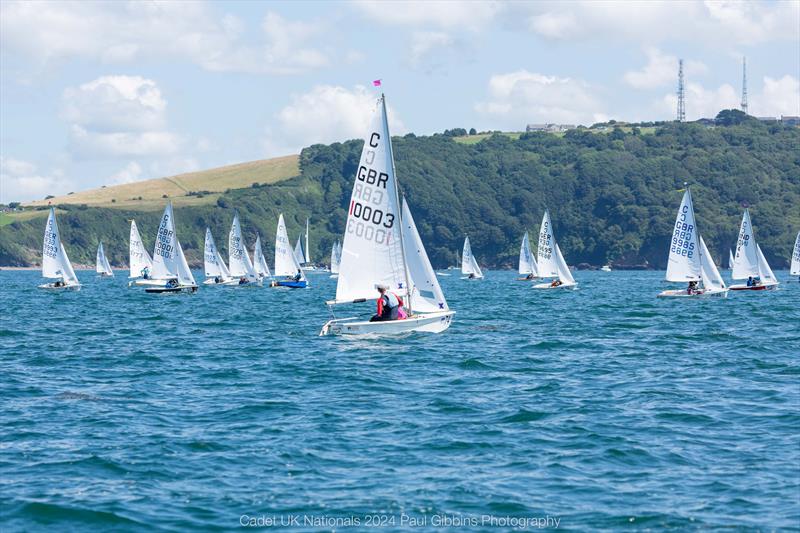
xmin=319 ymin=94 xmax=455 ymax=336
xmin=144 ymin=203 xmax=198 ymax=293
xmin=128 ymin=220 xmax=159 ymax=286
xmin=728 ymin=249 xmax=735 ymax=271
xmin=533 ymin=210 xmax=577 ymax=289
xmin=329 ymin=240 xmax=341 ymax=278
xmin=252 ymin=234 xmax=272 ymax=282
xmin=461 ymin=236 xmax=484 ymax=279
xmin=228 ymin=214 xmax=261 ymax=286
xmin=293 ymin=234 xmax=305 ymax=268
xmin=791 ymin=231 xmax=800 ymax=282
xmin=273 ymin=214 xmax=308 ymax=288
xmin=517 ymin=231 xmax=538 ymax=280
xmin=729 ymin=209 xmax=778 ymax=290
xmin=95 ymin=242 xmax=113 ymax=277
xmin=203 ymin=228 xmax=233 ymax=285
xmin=300 ymin=217 xmax=318 ymax=270
xmin=39 ymin=207 xmax=81 ymax=290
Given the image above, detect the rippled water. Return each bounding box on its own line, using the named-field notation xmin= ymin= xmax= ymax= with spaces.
xmin=1 ymin=270 xmax=798 ymax=531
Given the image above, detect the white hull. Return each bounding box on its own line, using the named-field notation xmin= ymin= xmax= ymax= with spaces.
xmin=320 ymin=311 xmax=455 ymax=336
xmin=39 ymin=283 xmax=81 ymax=291
xmin=145 ymin=285 xmax=198 ymax=294
xmin=97 ymin=272 xmax=114 ymax=278
xmin=533 ymin=281 xmax=577 ymax=289
xmin=601 ymin=266 xmax=612 ymax=272
xmin=657 ymin=288 xmax=729 ymax=298
xmin=461 ymin=275 xmax=484 ymax=280
xmin=128 ymin=278 xmax=169 ymax=288
xmin=729 ymin=282 xmax=779 ymax=291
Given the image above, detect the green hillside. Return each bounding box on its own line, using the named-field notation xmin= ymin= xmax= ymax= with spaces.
xmin=2 ymin=117 xmax=798 ymax=269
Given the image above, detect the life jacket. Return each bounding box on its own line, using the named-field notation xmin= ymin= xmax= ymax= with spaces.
xmin=379 ymin=291 xmax=401 ymax=320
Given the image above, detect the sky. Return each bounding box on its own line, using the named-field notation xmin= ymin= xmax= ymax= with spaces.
xmin=1 ymin=0 xmax=798 ymax=203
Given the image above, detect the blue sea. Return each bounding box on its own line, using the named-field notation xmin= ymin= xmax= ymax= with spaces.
xmin=1 ymin=269 xmax=798 ymax=532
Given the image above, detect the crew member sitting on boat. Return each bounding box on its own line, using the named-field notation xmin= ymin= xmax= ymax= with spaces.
xmin=746 ymin=276 xmax=761 ymax=287
xmin=687 ymin=280 xmax=700 ymax=295
xmin=370 ymin=284 xmax=404 ymax=322
xmin=550 ymin=279 xmax=563 ymax=287
xmin=166 ymin=278 xmax=178 ymax=288
xmin=54 ymin=279 xmax=65 ymax=288
xmin=468 ymin=273 xmax=476 ymax=280
xmin=214 ymin=276 xmax=221 ymax=284
xmin=292 ymin=269 xmax=302 ymax=282
xmin=238 ymin=276 xmax=248 ymax=285
xmin=141 ymin=266 xmax=150 ymax=279
xmin=525 ymin=273 xmax=536 ymax=280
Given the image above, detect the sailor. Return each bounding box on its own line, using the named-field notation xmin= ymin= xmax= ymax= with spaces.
xmin=525 ymin=273 xmax=535 ymax=280
xmin=293 ymin=269 xmax=302 ymax=282
xmin=687 ymin=280 xmax=699 ymax=294
xmin=239 ymin=276 xmax=247 ymax=285
xmin=746 ymin=276 xmax=753 ymax=287
xmin=214 ymin=276 xmax=221 ymax=284
xmin=141 ymin=266 xmax=150 ymax=279
xmin=468 ymin=273 xmax=476 ymax=279
xmin=370 ymin=284 xmax=404 ymax=322
xmin=54 ymin=279 xmax=65 ymax=288
xmin=551 ymin=279 xmax=563 ymax=287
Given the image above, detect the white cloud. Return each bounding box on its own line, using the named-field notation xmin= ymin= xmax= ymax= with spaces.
xmin=624 ymin=48 xmax=707 ymax=89
xmin=751 ymin=75 xmax=800 ymax=117
xmin=409 ymin=31 xmax=455 ymax=67
xmin=0 ymin=157 xmax=70 ymax=203
xmin=69 ymin=127 xmax=183 ymax=159
xmin=353 ymin=0 xmax=500 ymax=31
xmin=108 ymin=161 xmax=142 ymax=185
xmin=0 ymin=2 xmax=331 ymax=75
xmin=475 ymin=70 xmax=606 ymax=127
xmin=263 ymin=85 xmax=406 ymax=157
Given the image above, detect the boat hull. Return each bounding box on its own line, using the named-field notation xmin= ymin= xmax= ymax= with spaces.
xmin=729 ymin=282 xmax=778 ymax=291
xmin=657 ymin=288 xmax=729 ymax=298
xmin=145 ymin=285 xmax=198 ymax=294
xmin=39 ymin=283 xmax=81 ymax=291
xmin=533 ymin=282 xmax=577 ymax=289
xmin=272 ymin=280 xmax=308 ymax=288
xmin=319 ymin=311 xmax=455 ymax=336
xmin=128 ymin=278 xmax=169 ymax=288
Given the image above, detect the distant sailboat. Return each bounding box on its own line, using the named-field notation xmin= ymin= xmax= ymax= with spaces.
xmin=252 ymin=234 xmax=272 ymax=281
xmin=728 ymin=249 xmax=735 ymax=271
xmin=461 ymin=236 xmax=484 ymax=279
xmin=534 ymin=210 xmax=577 ymax=289
xmin=301 ymin=217 xmax=317 ymax=270
xmin=791 ymin=231 xmax=800 ymax=281
xmin=329 ymin=240 xmax=341 ymax=278
xmin=95 ymin=242 xmax=113 ymax=277
xmin=319 ymin=93 xmax=454 ymax=335
xmin=274 ymin=214 xmax=308 ymax=288
xmin=39 ymin=207 xmax=80 ymax=290
xmin=293 ymin=235 xmax=305 ymax=268
xmin=128 ymin=220 xmax=157 ymax=286
xmin=144 ymin=203 xmax=197 ymax=293
xmin=228 ymin=214 xmax=261 ymax=286
xmin=203 ymin=228 xmax=233 ymax=285
xmin=517 ymin=231 xmax=538 ymax=280
xmin=657 ymin=189 xmax=727 ymax=297
xmin=729 ymin=209 xmax=778 ymax=291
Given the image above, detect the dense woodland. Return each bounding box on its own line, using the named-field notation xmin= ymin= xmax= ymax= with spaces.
xmin=2 ymin=115 xmax=799 ymax=269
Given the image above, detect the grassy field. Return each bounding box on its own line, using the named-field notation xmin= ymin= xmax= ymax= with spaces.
xmin=453 ymin=126 xmax=656 ymax=144
xmin=24 ymin=155 xmax=299 ymax=210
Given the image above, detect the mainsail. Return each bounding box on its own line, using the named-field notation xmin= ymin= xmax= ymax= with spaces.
xmin=728 ymin=249 xmax=735 ymax=271
xmin=791 ymin=232 xmax=800 ymax=276
xmin=228 ymin=214 xmax=258 ymax=282
xmin=334 ymin=96 xmax=406 ymax=303
xmin=537 ymin=210 xmax=559 ymax=278
xmin=42 ymin=208 xmax=79 ymax=286
xmin=461 ymin=237 xmax=483 ymax=278
xmin=732 ymin=209 xmax=759 ymax=279
xmin=275 ymin=214 xmax=305 ymax=279
xmin=665 ymin=189 xmax=702 ymax=282
xmin=253 ymin=234 xmax=272 ymax=279
xmin=129 ymin=220 xmax=153 ymax=278
xmin=402 ymin=198 xmax=449 ymax=312
xmin=304 ymin=218 xmax=311 ymax=264
xmin=518 ymin=231 xmax=538 ymax=276
xmin=150 ymin=203 xmax=179 ymax=280
xmin=699 ymin=235 xmax=726 ymax=291
xmin=204 ymin=228 xmax=230 ymax=279
xmin=96 ymin=242 xmax=113 ymax=276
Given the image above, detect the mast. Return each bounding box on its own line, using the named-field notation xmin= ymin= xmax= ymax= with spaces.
xmin=305 ymin=218 xmax=310 ymax=264
xmin=382 ymin=93 xmax=413 ymax=312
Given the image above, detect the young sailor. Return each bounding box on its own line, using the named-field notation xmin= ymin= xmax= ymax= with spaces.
xmin=370 ymin=284 xmax=405 ymax=322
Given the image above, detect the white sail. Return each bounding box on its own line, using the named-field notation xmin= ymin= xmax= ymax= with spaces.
xmin=334 ymin=96 xmax=406 ymax=303
xmin=253 ymin=234 xmax=272 ymax=279
xmin=732 ymin=209 xmax=759 ymax=279
xmin=461 ymin=237 xmax=483 ymax=277
xmin=402 ymin=198 xmax=449 ymax=312
xmin=330 ymin=241 xmax=341 ymax=274
xmin=554 ymin=242 xmax=576 ymax=286
xmin=666 ymin=189 xmax=702 ymax=282
xmin=728 ymin=249 xmax=735 ymax=271
xmin=204 ymin=228 xmax=230 ymax=279
xmin=756 ymin=244 xmax=777 ymax=284
xmin=275 ymin=214 xmax=305 ymax=279
xmin=42 ymin=208 xmax=79 ymax=286
xmin=699 ymin=235 xmax=726 ymax=291
xmin=96 ymin=242 xmax=113 ymax=276
xmin=518 ymin=231 xmax=538 ymax=276
xmin=537 ymin=210 xmax=559 ymax=278
xmin=791 ymin=232 xmax=800 ymax=276
xmin=228 ymin=214 xmax=258 ymax=281
xmin=304 ymin=218 xmax=311 ymax=264
xmin=150 ymin=203 xmax=179 ymax=280
xmin=175 ymin=240 xmax=196 ymax=287
xmin=293 ymin=235 xmax=305 ymax=266
xmin=129 ymin=220 xmax=153 ymax=278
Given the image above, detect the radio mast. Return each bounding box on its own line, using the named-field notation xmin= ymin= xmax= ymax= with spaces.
xmin=676 ymin=59 xmax=686 ymax=122
xmin=740 ymin=56 xmax=749 ymax=115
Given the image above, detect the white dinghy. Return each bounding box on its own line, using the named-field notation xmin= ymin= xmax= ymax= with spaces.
xmin=533 ymin=210 xmax=577 ymax=289
xmin=320 ymin=94 xmax=455 ymax=336
xmin=728 ymin=249 xmax=735 ymax=271
xmin=658 ymin=189 xmax=727 ymax=298
xmin=517 ymin=231 xmax=538 ymax=281
xmin=729 ymin=209 xmax=778 ymax=291
xmin=273 ymin=214 xmax=308 ymax=288
xmin=252 ymin=234 xmax=272 ymax=282
xmin=127 ymin=220 xmax=161 ymax=286
xmin=39 ymin=208 xmax=81 ymax=290
xmin=203 ymin=228 xmax=233 ymax=285
xmin=791 ymin=231 xmax=800 ymax=282
xmin=144 ymin=203 xmax=198 ymax=293
xmin=461 ymin=236 xmax=484 ymax=279
xmin=96 ymin=242 xmax=113 ymax=277
xmin=300 ymin=218 xmax=318 ymax=270
xmin=228 ymin=214 xmax=262 ymax=287
xmin=329 ymin=240 xmax=341 ymax=278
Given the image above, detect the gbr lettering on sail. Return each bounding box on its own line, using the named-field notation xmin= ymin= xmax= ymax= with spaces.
xmin=348 ymin=131 xmax=396 ymax=244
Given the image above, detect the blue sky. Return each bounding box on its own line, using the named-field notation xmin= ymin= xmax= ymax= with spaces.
xmin=1 ymin=0 xmax=798 ymax=203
